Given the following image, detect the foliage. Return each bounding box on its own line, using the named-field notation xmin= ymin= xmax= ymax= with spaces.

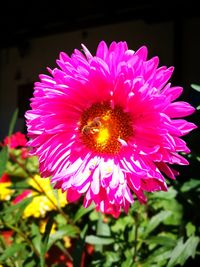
xmin=0 ymin=98 xmax=199 ymax=267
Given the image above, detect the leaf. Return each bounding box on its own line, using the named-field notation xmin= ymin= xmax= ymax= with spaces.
xmin=167 ymin=236 xmax=200 ymax=267
xmin=48 ymin=224 xmax=78 ymax=249
xmin=96 ymin=214 xmax=110 ymax=237
xmin=111 ymin=214 xmax=134 ymax=233
xmin=8 ymin=108 xmax=19 ymax=137
xmin=149 ymin=187 xmax=177 ymax=200
xmin=85 ymin=235 xmax=114 ymax=245
xmin=0 ymin=243 xmax=25 ymax=262
xmin=74 ymin=203 xmax=94 ymax=222
xmin=144 ymin=211 xmax=172 ymax=237
xmin=121 ymin=257 xmax=133 ymax=267
xmin=186 ymin=222 xmax=196 ymax=237
xmin=41 ymin=217 xmax=54 ymax=252
xmin=30 ymin=223 xmax=42 ymax=254
xmin=23 ymin=252 xmax=39 ymax=267
xmin=89 ymin=209 xmax=99 ymax=221
xmin=0 ymin=196 xmax=34 ymax=223
xmin=26 ymin=156 xmax=39 ymax=173
xmin=72 ymin=224 xmax=88 ymax=267
xmin=181 ymin=179 xmax=200 ymax=192
xmin=145 ymin=236 xmax=176 ymax=248
xmin=142 ymin=246 xmax=172 ymax=267
xmin=6 ymin=160 xmax=28 ymax=178
xmin=40 ymin=217 xmax=55 ymax=267
xmin=191 ymin=83 xmax=200 ymax=92
xmin=162 ymin=199 xmax=183 ymax=226
xmin=0 ymin=146 xmax=8 ymax=177
xmin=179 ymin=236 xmax=200 ymax=264
xmin=105 ymin=251 xmax=120 ymax=265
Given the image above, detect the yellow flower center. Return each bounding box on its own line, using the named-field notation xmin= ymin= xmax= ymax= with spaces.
xmin=79 ymin=102 xmax=133 ymax=154
xmin=96 ymin=128 xmax=109 ymax=144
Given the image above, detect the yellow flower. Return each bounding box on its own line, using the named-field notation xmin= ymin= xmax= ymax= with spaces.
xmin=63 ymin=236 xmax=72 ymax=248
xmin=22 ymin=175 xmax=67 ymax=218
xmin=39 ymin=219 xmax=56 ymax=234
xmin=0 ymin=182 xmax=13 ymax=201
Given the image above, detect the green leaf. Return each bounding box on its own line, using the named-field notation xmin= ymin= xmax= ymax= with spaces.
xmin=149 ymin=187 xmax=177 ymax=200
xmin=8 ymin=108 xmax=19 ymax=137
xmin=186 ymin=222 xmax=196 ymax=237
xmin=26 ymin=156 xmax=39 ymax=173
xmin=121 ymin=257 xmax=133 ymax=267
xmin=74 ymin=203 xmax=95 ymax=222
xmin=179 ymin=236 xmax=200 ymax=265
xmin=104 ymin=251 xmax=120 ymax=265
xmin=8 ymin=183 xmax=33 ymax=190
xmin=72 ymin=224 xmax=88 ymax=267
xmin=85 ymin=235 xmax=114 ymax=245
xmin=6 ymin=160 xmax=28 ymax=178
xmin=0 ymin=243 xmax=25 ymax=262
xmin=41 ymin=217 xmax=54 ymax=251
xmin=142 ymin=247 xmax=172 ymax=267
xmin=23 ymin=256 xmax=39 ymax=267
xmin=181 ymin=179 xmax=200 ymax=192
xmin=111 ymin=214 xmax=134 ymax=233
xmin=144 ymin=211 xmax=172 ymax=237
xmin=0 ymin=196 xmax=34 ymax=223
xmin=167 ymin=236 xmax=200 ymax=267
xmin=40 ymin=217 xmax=55 ymax=267
xmin=48 ymin=224 xmax=78 ymax=249
xmin=30 ymin=223 xmax=42 ymax=254
xmin=191 ymin=83 xmax=200 ymax=92
xmin=145 ymin=236 xmax=176 ymax=248
xmin=0 ymin=146 xmax=8 ymax=177
xmin=54 ymin=214 xmax=66 ymax=225
xmin=89 ymin=209 xmax=99 ymax=221
xmin=162 ymin=199 xmax=183 ymax=226
xmin=97 ymin=214 xmax=110 ymax=237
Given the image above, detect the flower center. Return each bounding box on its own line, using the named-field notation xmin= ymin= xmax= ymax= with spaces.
xmin=79 ymin=102 xmax=133 ymax=154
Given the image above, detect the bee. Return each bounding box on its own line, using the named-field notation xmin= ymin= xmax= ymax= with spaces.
xmin=82 ymin=117 xmax=102 ymax=135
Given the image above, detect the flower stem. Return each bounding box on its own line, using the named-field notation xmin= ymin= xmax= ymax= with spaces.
xmin=95 ymin=213 xmax=104 ymax=252
xmin=133 ymin=213 xmax=139 ymax=262
xmin=1 ymin=219 xmax=40 ymax=259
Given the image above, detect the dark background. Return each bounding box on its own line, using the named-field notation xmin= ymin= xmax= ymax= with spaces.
xmin=0 ymin=1 xmax=199 ymax=49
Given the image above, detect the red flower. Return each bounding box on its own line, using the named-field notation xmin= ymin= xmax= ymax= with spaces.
xmin=3 ymin=132 xmax=27 ymax=149
xmin=1 ymin=230 xmax=13 ymax=245
xmin=0 ymin=173 xmax=11 ymax=183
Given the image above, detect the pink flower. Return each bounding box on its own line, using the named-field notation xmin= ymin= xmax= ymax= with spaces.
xmin=12 ymin=190 xmax=32 ymax=204
xmin=25 ymin=41 xmax=196 ymax=217
xmin=3 ymin=132 xmax=27 ymax=149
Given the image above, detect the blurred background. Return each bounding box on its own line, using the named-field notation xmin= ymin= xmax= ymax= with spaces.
xmin=0 ymin=1 xmax=199 ymax=144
